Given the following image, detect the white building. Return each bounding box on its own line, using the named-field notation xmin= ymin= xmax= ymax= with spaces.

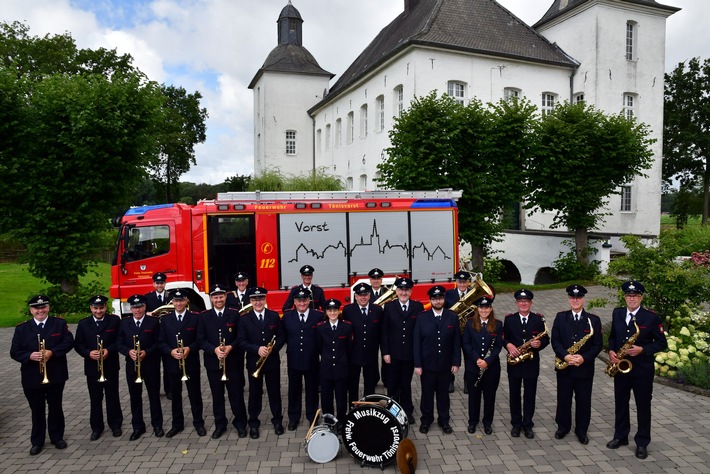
xmin=251 ymin=0 xmax=679 ymax=283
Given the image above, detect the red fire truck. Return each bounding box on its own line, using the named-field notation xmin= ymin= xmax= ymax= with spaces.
xmin=110 ymin=189 xmax=462 ymax=316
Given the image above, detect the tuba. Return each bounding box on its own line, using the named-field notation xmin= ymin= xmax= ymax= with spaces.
xmin=605 ymin=320 xmax=640 ymax=377
xmin=450 ymin=275 xmax=494 ymax=333
xmin=373 ymin=285 xmax=397 ymax=306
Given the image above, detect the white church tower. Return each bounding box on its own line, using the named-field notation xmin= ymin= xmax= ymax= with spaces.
xmin=249 ymin=1 xmax=333 ymax=176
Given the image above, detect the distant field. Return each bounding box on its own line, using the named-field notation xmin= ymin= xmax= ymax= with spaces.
xmin=0 ymin=262 xmax=111 ymax=327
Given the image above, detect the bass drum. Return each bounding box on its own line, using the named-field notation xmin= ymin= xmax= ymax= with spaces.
xmin=304 ymin=414 xmax=340 ymax=463
xmin=343 ymin=394 xmax=409 ymax=468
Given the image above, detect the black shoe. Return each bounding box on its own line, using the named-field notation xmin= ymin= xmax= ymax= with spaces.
xmin=419 ymin=424 xmax=430 ymax=434
xmin=409 ymin=417 xmax=416 ymax=426
xmin=211 ymin=427 xmax=226 ymax=439
xmin=555 ymin=430 xmax=568 ymax=440
xmin=511 ymin=427 xmax=521 ymax=438
xmin=196 ymin=426 xmax=207 ymax=437
xmin=250 ymin=427 xmax=260 ymax=439
xmin=30 ymin=445 xmax=42 ymax=455
xmin=153 ymin=427 xmax=165 ymax=438
xmin=165 ymin=427 xmax=183 ymax=438
xmin=524 ymin=428 xmax=535 ymax=439
xmin=274 ymin=424 xmax=284 ymax=436
xmin=52 ymin=439 xmax=67 ymax=449
xmin=237 ymin=428 xmax=247 ymax=438
xmin=90 ymin=430 xmax=102 ymax=441
xmin=484 ymin=426 xmax=493 ymax=435
xmin=112 ymin=428 xmax=122 ymax=437
xmin=129 ymin=428 xmax=145 ymax=441
xmin=578 ymin=434 xmax=589 ymax=445
xmin=635 ymin=446 xmax=648 ymax=459
xmin=463 ymin=379 xmax=469 ymax=395
xmin=448 ymin=381 xmax=455 ymax=393
xmin=165 ymin=392 xmax=173 ymax=400
xmin=287 ymin=422 xmax=297 ymax=431
xmin=606 ymin=438 xmax=629 ymax=449
xmin=467 ymin=424 xmax=476 ymax=434
xmin=441 ymin=424 xmax=453 ymax=434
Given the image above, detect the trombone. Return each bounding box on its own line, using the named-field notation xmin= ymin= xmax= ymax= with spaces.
xmin=133 ymin=335 xmax=143 ymax=383
xmin=97 ymin=335 xmax=106 ymax=382
xmin=38 ymin=334 xmax=49 ymax=384
xmin=252 ymin=335 xmax=276 ymax=378
xmin=177 ymin=333 xmax=189 ymax=381
xmin=218 ymin=328 xmax=228 ymax=382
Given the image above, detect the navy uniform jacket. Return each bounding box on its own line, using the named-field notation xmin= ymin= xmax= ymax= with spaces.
xmin=282 ymin=285 xmax=326 ymax=312
xmin=159 ymin=310 xmax=201 ymax=374
xmin=608 ymin=307 xmax=667 ymax=377
xmin=316 ymin=320 xmax=353 ymax=380
xmin=237 ymin=308 xmax=285 ymax=373
xmin=116 ymin=315 xmax=162 ymax=375
xmin=11 ymin=317 xmax=74 ymax=389
xmin=413 ymin=309 xmax=461 ymax=371
xmin=198 ymin=307 xmax=242 ymax=374
xmin=282 ymin=308 xmax=323 ymax=371
xmin=551 ymin=310 xmax=603 ymax=378
xmin=369 ymin=287 xmax=390 ymax=304
xmin=444 ymin=288 xmax=466 ymax=309
xmin=74 ymin=313 xmax=122 ymax=377
xmin=462 ymin=319 xmax=503 ymax=371
xmin=503 ymin=312 xmax=549 ymax=378
xmin=381 ymin=299 xmax=424 ymax=361
xmin=145 ymin=290 xmax=173 ymax=312
xmin=342 ymin=303 xmax=384 ymax=367
xmin=226 ymin=291 xmax=248 ymax=312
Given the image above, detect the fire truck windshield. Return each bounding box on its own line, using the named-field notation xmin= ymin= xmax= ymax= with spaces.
xmin=123 ymin=225 xmax=170 ymax=262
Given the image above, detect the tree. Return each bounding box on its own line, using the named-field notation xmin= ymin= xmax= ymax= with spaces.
xmin=664 ymin=57 xmax=710 ymax=225
xmin=149 ymin=85 xmax=208 ymax=203
xmin=527 ymin=102 xmax=655 ymax=263
xmin=0 ymin=22 xmax=163 ymax=292
xmin=378 ymin=92 xmax=534 ymax=270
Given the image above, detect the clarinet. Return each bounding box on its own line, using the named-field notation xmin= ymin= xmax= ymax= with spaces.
xmin=473 ymin=330 xmax=497 ymax=388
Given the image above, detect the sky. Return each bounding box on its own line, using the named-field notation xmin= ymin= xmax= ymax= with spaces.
xmin=1 ymin=0 xmax=706 ymax=184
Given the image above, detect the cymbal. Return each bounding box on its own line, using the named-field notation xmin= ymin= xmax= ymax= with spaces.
xmin=396 ymin=438 xmax=417 ymax=474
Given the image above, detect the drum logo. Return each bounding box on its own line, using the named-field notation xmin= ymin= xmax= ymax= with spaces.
xmin=344 ymin=408 xmax=401 ymax=465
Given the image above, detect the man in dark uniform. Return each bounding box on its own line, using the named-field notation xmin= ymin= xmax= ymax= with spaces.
xmin=343 ymin=282 xmax=384 ymax=402
xmin=444 ymin=270 xmax=471 ymax=394
xmin=74 ymin=294 xmax=123 ymax=440
xmin=381 ymin=277 xmax=423 ymax=423
xmin=606 ymin=280 xmax=667 ymax=460
xmin=145 ymin=272 xmax=172 ymax=314
xmin=282 ymin=288 xmax=322 ymax=431
xmin=198 ymin=284 xmax=248 ymax=439
xmin=116 ymin=294 xmax=164 ymax=440
xmin=282 ymin=265 xmax=326 ymax=312
xmin=414 ymin=285 xmax=461 ymax=434
xmin=551 ymin=285 xmax=603 ymax=445
xmin=159 ymin=288 xmax=205 ymax=437
xmin=368 ymin=267 xmax=387 ymax=388
xmin=503 ymin=289 xmax=549 ymax=439
xmin=226 ymin=271 xmax=250 ymax=311
xmin=238 ymin=287 xmax=286 ymax=439
xmin=11 ymin=295 xmax=74 ymax=455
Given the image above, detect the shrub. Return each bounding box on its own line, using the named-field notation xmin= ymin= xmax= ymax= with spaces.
xmin=24 ymin=281 xmax=108 ymax=319
xmin=552 ymin=241 xmax=600 ymax=282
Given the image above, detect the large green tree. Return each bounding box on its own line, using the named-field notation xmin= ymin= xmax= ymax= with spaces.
xmin=0 ymin=22 xmax=163 ymax=292
xmin=663 ymin=57 xmax=710 ymax=225
xmin=378 ymin=92 xmax=535 ymax=270
xmin=527 ymin=102 xmax=655 ymax=263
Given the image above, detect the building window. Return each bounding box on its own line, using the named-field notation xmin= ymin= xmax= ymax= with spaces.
xmin=620 ymin=186 xmax=632 ymax=211
xmin=335 ymin=119 xmax=342 ymax=148
xmin=504 ymin=88 xmax=521 ymax=101
xmin=623 ymin=93 xmax=636 ymax=120
xmin=316 ymin=129 xmax=322 ymax=153
xmin=325 ymin=124 xmax=331 ymax=150
xmin=376 ymin=95 xmax=385 ymax=132
xmin=285 ymin=130 xmax=296 ymax=155
xmin=574 ymin=93 xmax=585 ymax=104
xmin=346 ymin=177 xmax=353 ymax=190
xmin=346 ymin=112 xmax=354 ymax=144
xmin=360 ymin=104 xmax=368 ymax=138
xmin=541 ymin=93 xmax=556 ymax=115
xmin=359 ymin=174 xmax=367 ymax=190
xmin=447 ymin=81 xmax=466 ymax=105
xmin=626 ymin=21 xmax=636 ymax=61
xmin=394 ymin=85 xmax=404 ymax=117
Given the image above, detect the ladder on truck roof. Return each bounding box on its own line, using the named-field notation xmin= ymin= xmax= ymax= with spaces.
xmin=215 ymin=189 xmax=463 ymax=202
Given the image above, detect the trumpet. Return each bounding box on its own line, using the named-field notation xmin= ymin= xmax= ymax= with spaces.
xmin=219 ymin=329 xmax=228 ymax=382
xmin=133 ymin=335 xmax=143 ymax=383
xmin=251 ymin=335 xmax=276 ymax=378
xmin=38 ymin=335 xmax=49 ymax=384
xmin=97 ymin=335 xmax=106 ymax=382
xmin=177 ymin=333 xmax=189 ymax=381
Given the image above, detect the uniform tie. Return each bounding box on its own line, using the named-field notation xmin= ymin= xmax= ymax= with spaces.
xmin=521 ymin=317 xmax=527 ymax=336
xmin=332 ymin=324 xmax=337 ymax=331
xmin=217 ymin=311 xmax=222 ymax=318
xmin=300 ymin=313 xmax=306 ymax=324
xmin=136 ymin=320 xmax=141 ymax=329
xmin=574 ymin=313 xmax=580 ymax=322
xmin=361 ymin=307 xmax=367 ymax=317
xmin=158 ymin=294 xmax=163 ymax=303
xmin=402 ymin=304 xmax=407 ymax=312
xmin=39 ymin=322 xmax=45 ymax=330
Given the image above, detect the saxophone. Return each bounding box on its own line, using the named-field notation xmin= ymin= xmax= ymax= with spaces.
xmin=555 ymin=317 xmax=594 ymax=370
xmin=507 ymin=316 xmax=548 ymax=365
xmin=605 ymin=320 xmax=640 ymax=377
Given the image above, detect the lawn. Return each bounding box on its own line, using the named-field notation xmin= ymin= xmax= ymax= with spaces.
xmin=0 ymin=262 xmax=111 ymax=327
